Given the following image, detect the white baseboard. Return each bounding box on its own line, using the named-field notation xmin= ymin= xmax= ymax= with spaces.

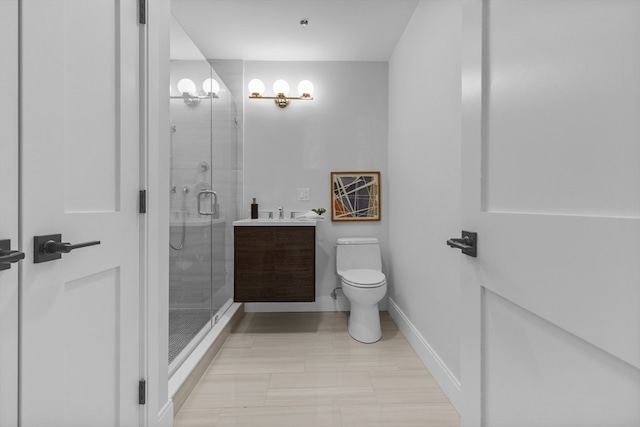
xmin=387 ymin=297 xmax=462 ymax=411
xmin=244 ymin=295 xmax=389 ymax=312
xmin=155 ymin=400 xmax=173 ymax=427
xmin=244 ymin=295 xmax=350 ymax=312
xmin=168 ymin=302 xmax=242 ymax=398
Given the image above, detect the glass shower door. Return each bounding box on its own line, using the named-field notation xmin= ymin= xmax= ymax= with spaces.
xmin=168 ymin=30 xmax=214 ymax=372
xmin=168 ymin=13 xmax=239 ymax=376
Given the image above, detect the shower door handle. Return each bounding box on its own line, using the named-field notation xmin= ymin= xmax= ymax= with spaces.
xmin=197 ymin=190 xmax=218 ymax=216
xmin=0 ymin=239 xmax=25 ymax=271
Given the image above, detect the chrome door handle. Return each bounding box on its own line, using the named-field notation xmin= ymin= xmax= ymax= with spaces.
xmin=197 ymin=190 xmax=218 ymax=216
xmin=0 ymin=239 xmax=25 ymax=271
xmin=446 ymin=231 xmax=477 ymax=257
xmin=34 ymin=234 xmax=101 ymax=263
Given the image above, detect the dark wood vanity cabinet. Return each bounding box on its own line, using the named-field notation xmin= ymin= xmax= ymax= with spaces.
xmin=234 ymin=226 xmax=315 ymax=302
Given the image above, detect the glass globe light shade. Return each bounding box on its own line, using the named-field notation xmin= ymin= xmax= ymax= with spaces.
xmin=273 ymin=79 xmax=290 ymax=96
xmin=247 ymin=79 xmax=265 ymax=96
xmin=297 ymin=80 xmax=314 ymax=97
xmin=202 ymin=78 xmax=220 ymax=94
xmin=177 ymin=78 xmax=196 ymax=95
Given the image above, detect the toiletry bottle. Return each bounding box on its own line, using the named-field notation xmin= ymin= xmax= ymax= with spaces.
xmin=250 ymin=198 xmax=259 ymax=219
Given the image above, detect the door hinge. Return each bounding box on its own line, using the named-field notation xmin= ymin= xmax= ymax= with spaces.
xmin=139 ymin=190 xmax=147 ymax=214
xmin=139 ymin=0 xmax=146 ymax=24
xmin=138 ymin=380 xmax=146 ymax=405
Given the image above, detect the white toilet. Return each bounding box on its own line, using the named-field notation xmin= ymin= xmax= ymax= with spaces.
xmin=336 ymin=237 xmax=387 ymax=343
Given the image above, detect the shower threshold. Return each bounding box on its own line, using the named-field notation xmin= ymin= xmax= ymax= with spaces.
xmin=168 ymin=308 xmax=211 ymax=365
xmin=168 ymin=298 xmax=234 ymax=378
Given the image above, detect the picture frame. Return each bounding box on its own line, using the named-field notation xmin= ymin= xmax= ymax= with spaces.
xmin=331 ymin=171 xmax=381 ymax=221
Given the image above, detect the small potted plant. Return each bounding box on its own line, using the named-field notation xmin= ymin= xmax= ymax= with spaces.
xmin=311 ymin=208 xmax=326 ymax=216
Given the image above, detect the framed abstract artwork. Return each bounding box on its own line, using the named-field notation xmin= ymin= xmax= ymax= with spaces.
xmin=331 ymin=171 xmax=381 ymax=221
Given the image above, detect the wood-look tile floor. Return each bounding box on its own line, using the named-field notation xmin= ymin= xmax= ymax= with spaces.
xmin=174 ymin=311 xmax=460 ymax=427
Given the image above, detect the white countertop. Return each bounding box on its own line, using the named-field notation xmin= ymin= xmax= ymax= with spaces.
xmin=233 ymin=218 xmax=317 ymax=227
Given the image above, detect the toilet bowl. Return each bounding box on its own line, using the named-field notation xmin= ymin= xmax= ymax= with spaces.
xmin=336 ymin=238 xmax=387 ymax=343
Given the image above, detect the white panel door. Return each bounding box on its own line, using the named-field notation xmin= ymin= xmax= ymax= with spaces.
xmin=20 ymin=1 xmax=142 ymax=426
xmin=460 ymin=1 xmax=640 ymax=426
xmin=0 ymin=0 xmax=21 ymax=425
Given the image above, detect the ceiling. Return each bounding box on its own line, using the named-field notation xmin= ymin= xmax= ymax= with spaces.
xmin=170 ymin=14 xmax=207 ymax=61
xmin=170 ymin=0 xmax=420 ymax=62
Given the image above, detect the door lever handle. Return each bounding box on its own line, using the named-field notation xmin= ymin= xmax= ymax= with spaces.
xmin=0 ymin=250 xmax=26 ymax=263
xmin=446 ymin=231 xmax=477 ymax=257
xmin=0 ymin=239 xmax=25 ymax=271
xmin=34 ymin=234 xmax=100 ymax=263
xmin=446 ymin=237 xmax=473 ymax=250
xmin=44 ymin=240 xmax=101 ymax=254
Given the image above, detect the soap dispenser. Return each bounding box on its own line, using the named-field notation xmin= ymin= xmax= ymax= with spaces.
xmin=250 ymin=198 xmax=259 ymax=219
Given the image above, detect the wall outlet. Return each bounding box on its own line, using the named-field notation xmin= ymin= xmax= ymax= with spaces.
xmin=297 ymin=188 xmax=310 ymax=201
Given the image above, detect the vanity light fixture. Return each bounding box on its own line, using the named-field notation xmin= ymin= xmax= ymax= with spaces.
xmin=171 ymin=77 xmax=220 ymax=105
xmin=248 ymin=78 xmax=314 ymax=108
xmin=202 ymin=78 xmax=220 ymax=97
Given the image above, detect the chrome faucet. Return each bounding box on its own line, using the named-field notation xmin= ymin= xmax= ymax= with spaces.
xmin=278 ymin=206 xmax=284 ymax=220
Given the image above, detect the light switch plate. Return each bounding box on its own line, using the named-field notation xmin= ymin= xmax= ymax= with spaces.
xmin=297 ymin=188 xmax=310 ymax=201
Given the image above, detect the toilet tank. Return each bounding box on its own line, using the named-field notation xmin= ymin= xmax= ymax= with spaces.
xmin=336 ymin=237 xmax=381 ymax=275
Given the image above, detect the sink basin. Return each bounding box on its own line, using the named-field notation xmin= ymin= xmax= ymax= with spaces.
xmin=233 ymin=218 xmax=317 ymax=226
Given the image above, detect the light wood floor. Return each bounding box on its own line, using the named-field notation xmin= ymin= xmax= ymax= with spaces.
xmin=174 ymin=311 xmax=460 ymax=427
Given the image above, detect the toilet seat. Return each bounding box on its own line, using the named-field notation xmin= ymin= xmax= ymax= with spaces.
xmin=341 ymin=269 xmax=386 ymax=288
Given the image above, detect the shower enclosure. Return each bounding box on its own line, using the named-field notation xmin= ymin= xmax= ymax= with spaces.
xmin=168 ymin=16 xmax=240 ymax=375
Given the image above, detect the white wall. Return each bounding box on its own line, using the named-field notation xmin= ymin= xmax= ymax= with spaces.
xmin=387 ymin=0 xmax=463 ymax=408
xmin=242 ymin=60 xmax=389 ymax=311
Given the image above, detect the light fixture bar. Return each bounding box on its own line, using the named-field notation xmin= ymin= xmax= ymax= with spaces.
xmin=247 ymin=79 xmax=314 ymax=108
xmin=170 ymin=93 xmax=218 ymax=106
xmin=248 ymin=94 xmax=313 ymax=108
xmin=248 ymin=95 xmax=313 ymax=100
xmin=171 ymin=78 xmax=221 ymax=105
xmin=170 ymin=94 xmax=219 ymax=99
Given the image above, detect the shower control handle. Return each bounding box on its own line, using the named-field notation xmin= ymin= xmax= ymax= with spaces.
xmin=197 ymin=190 xmax=218 ymax=216
xmin=34 ymin=234 xmax=101 ymax=263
